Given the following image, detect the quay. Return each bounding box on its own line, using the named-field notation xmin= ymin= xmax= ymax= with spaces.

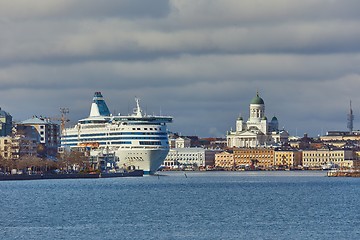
xmin=327 ymin=169 xmax=360 ymax=177
xmin=0 ymin=170 xmax=143 ymax=181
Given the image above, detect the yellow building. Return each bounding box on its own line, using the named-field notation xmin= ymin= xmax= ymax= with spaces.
xmin=274 ymin=150 xmax=302 ymax=169
xmin=215 ymin=150 xmax=234 ymax=169
xmin=0 ymin=136 xmax=19 ymax=160
xmin=233 ymin=148 xmax=274 ymax=169
xmin=302 ymin=149 xmax=354 ymax=168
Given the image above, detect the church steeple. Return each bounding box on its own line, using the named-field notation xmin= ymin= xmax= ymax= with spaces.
xmin=249 ymin=92 xmax=265 ymax=121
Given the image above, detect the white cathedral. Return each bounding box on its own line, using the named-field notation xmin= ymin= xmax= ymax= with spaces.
xmin=226 ymin=92 xmax=289 ymax=148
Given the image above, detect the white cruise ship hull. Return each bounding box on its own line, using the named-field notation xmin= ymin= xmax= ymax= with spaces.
xmin=115 ymin=148 xmax=169 ymax=174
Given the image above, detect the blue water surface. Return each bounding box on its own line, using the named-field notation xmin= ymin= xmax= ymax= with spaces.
xmin=0 ymin=171 xmax=359 ymax=240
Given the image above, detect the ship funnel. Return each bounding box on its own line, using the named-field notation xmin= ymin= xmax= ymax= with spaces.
xmin=89 ymin=92 xmax=111 ymax=117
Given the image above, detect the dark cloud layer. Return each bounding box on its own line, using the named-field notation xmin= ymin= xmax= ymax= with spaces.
xmin=1 ymin=0 xmax=360 ymax=137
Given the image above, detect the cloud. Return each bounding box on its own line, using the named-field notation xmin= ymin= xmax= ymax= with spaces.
xmin=2 ymin=1 xmax=360 ymax=66
xmin=0 ymin=0 xmax=170 ymax=21
xmin=1 ymin=0 xmax=360 ymax=137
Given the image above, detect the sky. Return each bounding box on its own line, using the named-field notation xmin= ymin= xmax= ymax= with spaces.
xmin=1 ymin=0 xmax=360 ymax=138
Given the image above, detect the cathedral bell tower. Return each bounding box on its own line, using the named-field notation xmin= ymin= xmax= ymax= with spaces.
xmin=249 ymin=92 xmax=265 ymax=122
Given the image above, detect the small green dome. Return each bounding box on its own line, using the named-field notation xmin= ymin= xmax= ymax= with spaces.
xmin=250 ymin=93 xmax=264 ymax=104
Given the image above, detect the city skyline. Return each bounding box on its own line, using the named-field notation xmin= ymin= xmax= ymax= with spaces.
xmin=1 ymin=0 xmax=360 ymax=137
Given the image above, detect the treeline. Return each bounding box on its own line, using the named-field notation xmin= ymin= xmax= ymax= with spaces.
xmin=0 ymin=151 xmax=92 ymax=174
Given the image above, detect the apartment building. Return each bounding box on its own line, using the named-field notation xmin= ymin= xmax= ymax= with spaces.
xmin=214 ymin=150 xmax=234 ymax=169
xmin=302 ymin=148 xmax=354 ymax=168
xmin=233 ymin=148 xmax=275 ymax=169
xmin=274 ymin=149 xmax=302 ymax=168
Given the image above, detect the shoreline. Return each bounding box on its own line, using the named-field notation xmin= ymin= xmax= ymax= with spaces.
xmin=0 ymin=170 xmax=143 ymax=181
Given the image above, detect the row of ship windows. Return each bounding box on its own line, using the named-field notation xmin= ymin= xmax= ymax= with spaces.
xmin=61 ymin=137 xmax=167 ymax=143
xmin=109 ymin=132 xmax=166 ymax=136
xmin=139 ymin=141 xmax=162 ymax=145
xmin=64 ymin=132 xmax=167 ymax=138
xmin=132 ymin=128 xmax=160 ymax=131
xmin=63 ymin=141 xmax=162 ymax=146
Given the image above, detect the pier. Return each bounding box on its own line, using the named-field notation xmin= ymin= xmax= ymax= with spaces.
xmin=327 ymin=169 xmax=360 ymax=177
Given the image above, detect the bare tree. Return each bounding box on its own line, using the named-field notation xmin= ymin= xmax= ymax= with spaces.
xmin=0 ymin=155 xmax=5 ymax=173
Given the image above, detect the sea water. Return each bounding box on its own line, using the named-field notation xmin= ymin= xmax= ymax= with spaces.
xmin=0 ymin=171 xmax=359 ymax=240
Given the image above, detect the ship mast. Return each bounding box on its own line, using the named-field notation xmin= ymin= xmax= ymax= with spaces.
xmin=134 ymin=98 xmax=143 ymax=117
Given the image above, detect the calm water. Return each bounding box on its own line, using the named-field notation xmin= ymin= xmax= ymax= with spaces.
xmin=0 ymin=171 xmax=359 ymax=240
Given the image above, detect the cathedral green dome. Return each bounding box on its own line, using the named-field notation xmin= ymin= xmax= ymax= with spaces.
xmin=250 ymin=93 xmax=264 ymax=105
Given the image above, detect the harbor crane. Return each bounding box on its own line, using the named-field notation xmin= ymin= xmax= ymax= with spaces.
xmin=49 ymin=108 xmax=70 ymax=134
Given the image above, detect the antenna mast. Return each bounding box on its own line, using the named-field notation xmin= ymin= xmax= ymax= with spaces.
xmin=347 ymin=100 xmax=354 ymax=134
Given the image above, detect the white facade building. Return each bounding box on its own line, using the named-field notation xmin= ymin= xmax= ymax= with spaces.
xmin=177 ymin=137 xmax=191 ymax=148
xmin=227 ymin=93 xmax=289 ymax=148
xmin=163 ymin=148 xmax=220 ymax=169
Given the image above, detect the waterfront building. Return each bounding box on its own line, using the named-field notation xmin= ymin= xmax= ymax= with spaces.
xmin=163 ymin=148 xmax=220 ymax=169
xmin=302 ymin=148 xmax=355 ymax=168
xmin=0 ymin=107 xmax=12 ymax=137
xmin=274 ymin=149 xmax=302 ymax=169
xmin=214 ymin=150 xmax=234 ymax=169
xmin=17 ymin=136 xmax=38 ymax=157
xmin=233 ymin=148 xmax=275 ymax=169
xmin=0 ymin=135 xmax=37 ymax=160
xmin=0 ymin=136 xmax=19 ymax=159
xmin=16 ymin=116 xmax=60 ymax=156
xmin=227 ymin=93 xmax=289 ymax=148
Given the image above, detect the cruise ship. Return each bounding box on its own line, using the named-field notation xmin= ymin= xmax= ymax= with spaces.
xmin=61 ymin=92 xmax=172 ymax=174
